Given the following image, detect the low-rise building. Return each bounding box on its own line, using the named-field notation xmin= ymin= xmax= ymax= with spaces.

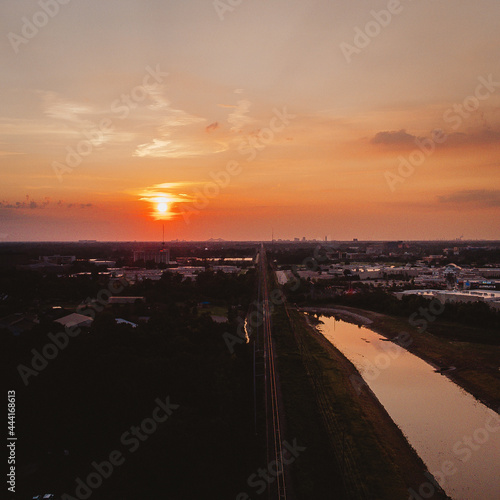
xmin=89 ymin=259 xmax=116 ymax=267
xmin=39 ymin=255 xmax=76 ymax=265
xmin=395 ymin=289 xmax=500 ymax=309
xmin=54 ymin=313 xmax=93 ymax=329
xmin=108 ymin=296 xmax=145 ymax=305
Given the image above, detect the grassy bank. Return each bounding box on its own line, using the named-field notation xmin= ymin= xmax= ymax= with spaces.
xmin=270 ymin=302 xmax=345 ymax=498
xmin=271 ymin=301 xmax=448 ymax=499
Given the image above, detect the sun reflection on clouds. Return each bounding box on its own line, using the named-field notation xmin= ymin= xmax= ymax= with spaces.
xmin=137 ymin=182 xmax=194 ymax=220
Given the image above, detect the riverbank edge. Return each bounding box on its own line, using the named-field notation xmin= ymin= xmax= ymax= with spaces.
xmin=284 ymin=305 xmax=450 ymax=499
xmin=300 ymin=305 xmax=500 ymax=415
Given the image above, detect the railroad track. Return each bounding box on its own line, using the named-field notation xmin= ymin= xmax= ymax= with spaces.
xmin=260 ymin=245 xmax=287 ymax=500
xmin=282 ymin=302 xmax=370 ymax=500
xmin=264 ymin=253 xmax=368 ymax=499
xmin=261 ymin=245 xmax=368 ymax=499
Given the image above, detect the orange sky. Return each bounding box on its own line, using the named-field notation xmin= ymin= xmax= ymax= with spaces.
xmin=1 ymin=0 xmax=499 ymax=241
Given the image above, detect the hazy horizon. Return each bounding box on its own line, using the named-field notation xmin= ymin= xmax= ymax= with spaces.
xmin=1 ymin=238 xmax=499 ymax=245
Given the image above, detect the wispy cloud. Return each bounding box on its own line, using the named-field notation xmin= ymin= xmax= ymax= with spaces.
xmin=205 ymin=122 xmax=219 ymax=133
xmin=371 ymin=129 xmax=418 ymax=146
xmin=446 ymin=128 xmax=500 ymax=147
xmin=147 ymin=86 xmax=205 ymax=128
xmin=132 ymin=85 xmax=225 ymax=158
xmin=437 ymin=189 xmax=500 ymax=207
xmin=0 ymin=196 xmax=93 ymax=210
xmin=160 ymin=112 xmax=205 ymax=128
xmin=134 ymin=138 xmax=178 ymax=158
xmin=370 ymin=126 xmax=500 ymax=150
xmin=133 ymin=136 xmax=227 ymax=158
xmin=41 ymin=91 xmax=95 ymax=124
xmin=146 ymin=85 xmax=171 ymax=111
xmin=224 ymin=99 xmax=253 ymax=132
xmin=0 ymin=150 xmax=24 ymax=156
xmin=38 ymin=91 xmax=117 ymax=150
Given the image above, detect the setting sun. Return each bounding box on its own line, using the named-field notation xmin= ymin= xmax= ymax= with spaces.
xmin=157 ymin=202 xmax=168 ymax=213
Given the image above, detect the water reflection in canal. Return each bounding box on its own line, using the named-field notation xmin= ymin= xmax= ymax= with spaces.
xmin=316 ymin=315 xmax=500 ymax=500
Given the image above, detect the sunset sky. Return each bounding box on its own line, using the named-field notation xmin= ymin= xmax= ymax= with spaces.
xmin=1 ymin=0 xmax=499 ymax=241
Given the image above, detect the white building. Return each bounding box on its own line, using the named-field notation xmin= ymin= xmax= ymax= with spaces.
xmin=55 ymin=313 xmax=93 ymax=328
xmin=395 ymin=289 xmax=500 ymax=309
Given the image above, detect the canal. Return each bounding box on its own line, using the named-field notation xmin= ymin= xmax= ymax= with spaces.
xmin=315 ymin=315 xmax=500 ymax=500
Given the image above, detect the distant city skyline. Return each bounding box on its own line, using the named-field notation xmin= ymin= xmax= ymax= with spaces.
xmin=1 ymin=0 xmax=499 ymax=241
